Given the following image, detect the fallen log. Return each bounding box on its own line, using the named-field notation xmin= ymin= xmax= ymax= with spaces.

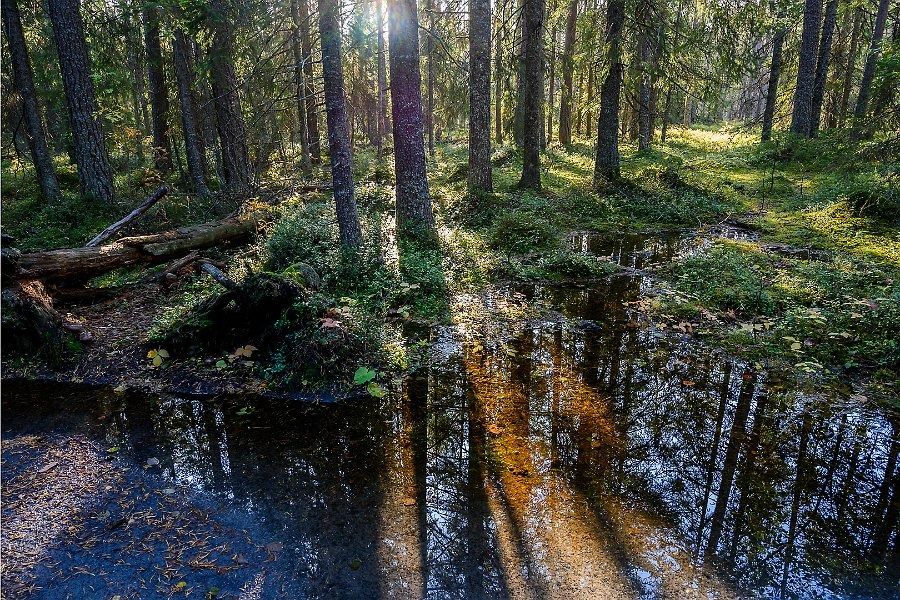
xmin=197 ymin=259 xmax=238 ymax=290
xmin=85 ymin=186 xmax=168 ymax=247
xmin=9 ymin=215 xmax=256 ymax=282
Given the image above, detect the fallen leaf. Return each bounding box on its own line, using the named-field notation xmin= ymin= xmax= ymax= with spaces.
xmin=38 ymin=461 xmax=59 ymax=474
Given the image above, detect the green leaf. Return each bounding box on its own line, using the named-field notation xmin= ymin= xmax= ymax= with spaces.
xmin=354 ymin=367 xmax=376 ymax=385
xmin=215 ymin=360 xmax=228 ymax=369
xmin=366 ymin=382 xmax=386 ymax=398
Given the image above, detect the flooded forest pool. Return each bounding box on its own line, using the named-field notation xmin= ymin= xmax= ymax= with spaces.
xmin=3 ymin=231 xmax=898 ymax=599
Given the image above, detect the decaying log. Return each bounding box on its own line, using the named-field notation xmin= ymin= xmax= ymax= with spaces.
xmin=86 ymin=186 xmax=168 ymax=247
xmin=10 ymin=216 xmax=257 ymax=282
xmin=198 ymin=259 xmax=238 ymax=290
xmin=156 ymin=251 xmax=200 ymax=283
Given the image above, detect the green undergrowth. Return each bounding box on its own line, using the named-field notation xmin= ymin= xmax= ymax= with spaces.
xmin=4 ymin=125 xmax=897 ymax=400
xmin=651 ymin=239 xmax=899 ymax=405
xmin=1 ymin=157 xmax=235 ymax=251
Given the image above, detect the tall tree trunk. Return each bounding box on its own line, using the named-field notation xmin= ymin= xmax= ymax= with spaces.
xmin=425 ymin=0 xmax=436 ymax=156
xmin=854 ymin=0 xmax=891 ymax=119
xmin=761 ymin=27 xmax=786 ymax=142
xmin=660 ymin=86 xmax=672 ymax=143
xmin=469 ymin=0 xmax=493 ymax=192
xmin=790 ymin=0 xmax=823 ymax=136
xmin=494 ymin=2 xmax=504 ymax=143
xmin=636 ymin=0 xmax=653 ymax=151
xmin=2 ymin=0 xmax=61 ymax=202
xmin=298 ymin=0 xmax=322 ymax=162
xmin=517 ymin=0 xmax=545 ymax=189
xmin=172 ymin=29 xmax=210 ymax=197
xmin=557 ymin=0 xmax=578 ymax=146
xmin=546 ymin=15 xmax=556 ymax=145
xmin=208 ymin=0 xmax=252 ymax=192
xmin=143 ymin=3 xmax=171 ymax=171
xmin=318 ymin=0 xmax=364 ymax=248
xmin=388 ymin=0 xmax=435 ymax=235
xmin=290 ymin=0 xmax=313 ymax=174
xmin=838 ymin=8 xmax=862 ymax=127
xmin=593 ymin=0 xmax=625 ymax=183
xmin=513 ymin=0 xmax=526 ymax=147
xmin=47 ymin=0 xmax=113 ymax=204
xmin=376 ymin=0 xmax=389 ymax=155
xmin=810 ymin=0 xmax=838 ymax=136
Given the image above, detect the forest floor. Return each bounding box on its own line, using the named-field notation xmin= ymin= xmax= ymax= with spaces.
xmin=2 ymin=124 xmax=898 ymax=408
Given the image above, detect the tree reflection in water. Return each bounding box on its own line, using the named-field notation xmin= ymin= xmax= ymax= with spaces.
xmin=4 ymin=254 xmax=898 ymax=599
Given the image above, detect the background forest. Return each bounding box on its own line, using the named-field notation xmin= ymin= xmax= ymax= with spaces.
xmin=1 ymin=0 xmax=898 ymax=400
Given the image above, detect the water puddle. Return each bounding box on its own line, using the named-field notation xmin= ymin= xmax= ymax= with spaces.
xmin=3 ymin=229 xmax=897 ymax=599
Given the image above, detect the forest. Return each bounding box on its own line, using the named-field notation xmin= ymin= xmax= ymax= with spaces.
xmin=1 ymin=0 xmax=898 ymax=596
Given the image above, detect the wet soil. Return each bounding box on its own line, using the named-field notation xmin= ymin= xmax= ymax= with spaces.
xmin=3 ymin=228 xmax=898 ymax=599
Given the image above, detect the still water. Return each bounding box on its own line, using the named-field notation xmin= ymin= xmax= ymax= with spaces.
xmin=3 ymin=232 xmax=897 ymax=599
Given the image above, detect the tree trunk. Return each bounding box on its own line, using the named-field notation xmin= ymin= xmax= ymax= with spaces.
xmin=47 ymin=0 xmax=114 ymax=204
xmin=838 ymin=8 xmax=862 ymax=127
xmin=298 ymin=0 xmax=322 ymax=162
xmin=143 ymin=3 xmax=171 ymax=171
xmin=517 ymin=0 xmax=545 ymax=189
xmin=290 ymin=0 xmax=313 ymax=174
xmin=318 ymin=0 xmax=364 ymax=248
xmin=854 ymin=0 xmax=891 ymax=119
xmin=636 ymin=0 xmax=653 ymax=151
xmin=810 ymin=0 xmax=838 ymax=136
xmin=593 ymin=0 xmax=625 ymax=183
xmin=468 ymin=0 xmax=493 ymax=192
xmin=388 ymin=0 xmax=435 ymax=236
xmin=513 ymin=0 xmax=526 ymax=147
xmin=2 ymin=0 xmax=61 ymax=202
xmin=173 ymin=30 xmax=210 ymax=197
xmin=546 ymin=15 xmax=556 ymax=146
xmin=660 ymin=86 xmax=672 ymax=143
xmin=790 ymin=0 xmax=823 ymax=136
xmin=208 ymin=0 xmax=252 ymax=192
xmin=494 ymin=3 xmax=504 ymax=143
xmin=557 ymin=0 xmax=578 ymax=146
xmin=425 ymin=0 xmax=436 ymax=156
xmin=376 ymin=0 xmax=389 ymax=155
xmin=761 ymin=27 xmax=786 ymax=142
xmin=9 ymin=217 xmax=256 ymax=282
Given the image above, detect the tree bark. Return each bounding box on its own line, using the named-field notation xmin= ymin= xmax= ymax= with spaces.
xmin=790 ymin=0 xmax=823 ymax=136
xmin=318 ymin=0 xmax=364 ymax=248
xmin=298 ymin=0 xmax=322 ymax=162
xmin=208 ymin=0 xmax=252 ymax=193
xmin=636 ymin=0 xmax=654 ymax=151
xmin=517 ymin=0 xmax=545 ymax=189
xmin=376 ymin=0 xmax=389 ymax=155
xmin=425 ymin=0 xmax=436 ymax=156
xmin=388 ymin=0 xmax=435 ymax=236
xmin=810 ymin=0 xmax=838 ymax=137
xmin=854 ymin=0 xmax=891 ymax=119
xmin=173 ymin=30 xmax=211 ymax=197
xmin=838 ymin=8 xmax=862 ymax=127
xmin=143 ymin=3 xmax=171 ymax=171
xmin=468 ymin=0 xmax=493 ymax=192
xmin=9 ymin=217 xmax=255 ymax=282
xmin=290 ymin=0 xmax=313 ymax=174
xmin=47 ymin=0 xmax=114 ymax=204
xmin=558 ymin=0 xmax=578 ymax=146
xmin=546 ymin=11 xmax=557 ymax=146
xmin=2 ymin=0 xmax=61 ymax=202
xmin=761 ymin=27 xmax=786 ymax=142
xmin=593 ymin=0 xmax=625 ymax=183
xmin=494 ymin=0 xmax=505 ymax=143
